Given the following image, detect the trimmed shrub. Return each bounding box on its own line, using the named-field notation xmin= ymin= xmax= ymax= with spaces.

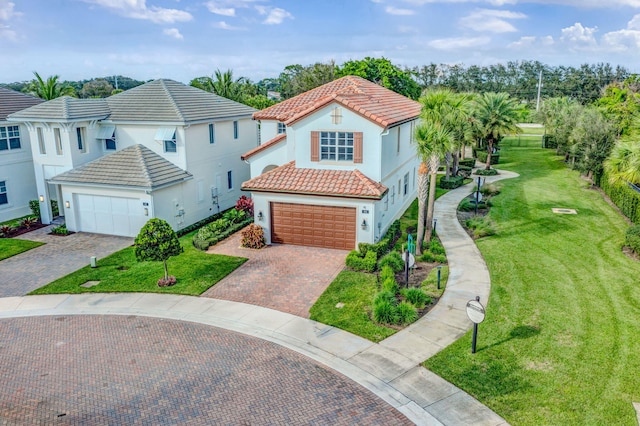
xmin=600 ymin=172 xmax=640 ymax=225
xmin=359 ymin=240 xmax=389 ymax=259
xmin=379 ymin=251 xmax=404 ymax=273
xmin=373 ymin=299 xmax=397 ymax=324
xmin=223 ymin=208 xmax=247 ymax=224
xmin=440 ymin=175 xmax=464 ymax=189
xmin=345 ymin=250 xmax=377 ymax=272
xmin=29 ymin=200 xmax=40 ymax=219
xmin=459 ymin=198 xmax=488 ymax=211
xmin=466 ymin=216 xmax=496 ymax=239
xmin=475 ymin=168 xmax=499 ymax=176
xmin=192 ymin=217 xmax=253 ymax=250
xmin=396 ymin=302 xmax=418 ymax=324
xmin=625 ymin=225 xmax=640 ymax=254
xmin=382 ymin=277 xmax=399 ymax=294
xmin=543 ymin=134 xmax=557 ymax=149
xmin=401 ymin=287 xmax=430 ymax=308
xmin=50 ymin=224 xmax=69 ymax=235
xmin=241 ymin=224 xmax=266 ymax=249
xmin=177 ymin=208 xmax=235 ymax=237
xmin=459 ymin=158 xmax=476 ymax=168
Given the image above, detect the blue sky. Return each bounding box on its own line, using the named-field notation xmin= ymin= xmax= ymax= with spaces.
xmin=2 ymin=0 xmax=640 ymax=84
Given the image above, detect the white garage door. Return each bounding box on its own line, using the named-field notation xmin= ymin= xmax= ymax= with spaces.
xmin=76 ymin=194 xmax=147 ymax=237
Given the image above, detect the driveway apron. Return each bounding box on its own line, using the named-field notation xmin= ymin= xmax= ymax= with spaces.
xmin=202 ymin=231 xmax=347 ymax=318
xmin=1 ymin=226 xmax=133 ymax=297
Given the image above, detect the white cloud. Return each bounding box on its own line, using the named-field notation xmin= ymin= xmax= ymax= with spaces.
xmin=460 ymin=9 xmax=526 ymax=33
xmin=385 ymin=6 xmax=415 ymax=15
xmin=0 ymin=0 xmax=16 ymax=21
xmin=628 ymin=13 xmax=640 ymax=30
xmin=212 ymin=20 xmax=246 ymax=30
xmin=82 ymin=0 xmax=192 ymax=24
xmin=259 ymin=7 xmax=293 ymax=25
xmin=428 ymin=36 xmax=491 ymax=49
xmin=560 ymin=22 xmax=598 ymax=46
xmin=163 ymin=28 xmax=183 ymax=39
xmin=508 ymin=35 xmax=554 ymax=48
xmin=601 ymin=14 xmax=640 ymax=51
xmin=401 ymin=0 xmax=640 ymax=6
xmin=0 ymin=0 xmax=18 ymax=40
xmin=205 ymin=2 xmax=235 ymax=17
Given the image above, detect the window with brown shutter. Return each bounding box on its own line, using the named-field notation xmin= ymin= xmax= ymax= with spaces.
xmin=354 ymin=132 xmax=363 ymax=163
xmin=311 ymin=131 xmax=319 ymax=161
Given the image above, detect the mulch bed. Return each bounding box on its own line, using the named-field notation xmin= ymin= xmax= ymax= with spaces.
xmin=0 ymin=221 xmax=47 ymax=238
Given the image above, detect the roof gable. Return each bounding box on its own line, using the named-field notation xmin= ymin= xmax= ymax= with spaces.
xmin=50 ymin=144 xmax=192 ymax=190
xmin=0 ymin=88 xmax=45 ymax=121
xmin=253 ymin=76 xmax=421 ymax=128
xmin=241 ymin=133 xmax=286 ymax=160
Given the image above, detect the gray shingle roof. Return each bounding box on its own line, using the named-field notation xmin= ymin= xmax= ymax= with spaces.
xmin=7 ymin=79 xmax=256 ymax=124
xmin=0 ymin=87 xmax=44 ymax=121
xmin=106 ymin=79 xmax=256 ymax=123
xmin=50 ymin=144 xmax=192 ymax=190
xmin=7 ymin=96 xmax=110 ymax=122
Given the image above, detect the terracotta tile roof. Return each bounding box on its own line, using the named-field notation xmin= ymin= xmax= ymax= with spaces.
xmin=241 ymin=133 xmax=286 ymax=160
xmin=253 ymin=76 xmax=421 ymax=128
xmin=242 ymin=161 xmax=387 ymax=199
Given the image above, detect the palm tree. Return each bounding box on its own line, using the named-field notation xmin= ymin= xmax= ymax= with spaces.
xmin=28 ymin=71 xmax=76 ymax=100
xmin=605 ymin=140 xmax=640 ymax=185
xmin=414 ymin=121 xmax=454 ymax=249
xmin=473 ymin=92 xmax=521 ymax=170
xmin=212 ymin=69 xmax=243 ymax=102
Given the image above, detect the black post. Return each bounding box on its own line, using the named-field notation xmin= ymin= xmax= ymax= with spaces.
xmin=471 ymin=295 xmax=480 ymax=354
xmin=433 ymin=218 xmax=437 ymax=235
xmin=475 ymin=176 xmax=481 ymax=215
xmin=437 ymin=266 xmax=441 ymax=290
xmin=404 ymin=249 xmax=409 ymax=288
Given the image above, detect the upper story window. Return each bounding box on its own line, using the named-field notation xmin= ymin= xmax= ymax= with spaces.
xmin=277 ymin=122 xmax=286 ymax=134
xmin=233 ymin=121 xmax=238 ymax=139
xmin=54 ymin=128 xmax=63 ymax=155
xmin=76 ymin=127 xmax=86 ymax=153
xmin=227 ymin=170 xmax=233 ymax=190
xmin=105 ymin=131 xmax=116 ymax=151
xmin=209 ymin=123 xmax=215 ymax=144
xmin=163 ymin=131 xmax=177 ymax=153
xmin=403 ymin=173 xmax=409 ymax=196
xmin=96 ymin=125 xmax=116 ymax=151
xmin=0 ymin=181 xmax=7 ymax=205
xmin=331 ymin=107 xmax=342 ymax=124
xmin=37 ymin=127 xmax=45 ymax=154
xmin=320 ymin=131 xmax=353 ymax=161
xmin=0 ymin=125 xmax=20 ymax=151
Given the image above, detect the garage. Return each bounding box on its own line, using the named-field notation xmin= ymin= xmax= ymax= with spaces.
xmin=76 ymin=194 xmax=147 ymax=237
xmin=270 ymin=202 xmax=356 ymax=250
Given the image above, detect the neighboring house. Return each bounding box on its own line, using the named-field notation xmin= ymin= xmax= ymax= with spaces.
xmin=241 ymin=76 xmax=421 ymax=250
xmin=0 ymin=88 xmax=44 ymax=222
xmin=8 ymin=79 xmax=258 ymax=237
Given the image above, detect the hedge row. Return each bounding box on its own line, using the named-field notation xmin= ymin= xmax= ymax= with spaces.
xmin=625 ymin=225 xmax=640 ymax=254
xmin=177 ymin=208 xmax=233 ymax=237
xmin=440 ymin=176 xmax=464 ymax=189
xmin=192 ymin=218 xmax=253 ymax=250
xmin=346 ymin=220 xmax=401 ymax=272
xmin=476 ymin=151 xmax=500 ymax=165
xmin=600 ymin=172 xmax=640 ymax=225
xmin=458 ymin=158 xmax=476 ymax=168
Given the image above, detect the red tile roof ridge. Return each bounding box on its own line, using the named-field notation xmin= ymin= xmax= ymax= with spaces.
xmin=241 ymin=133 xmax=287 ymax=160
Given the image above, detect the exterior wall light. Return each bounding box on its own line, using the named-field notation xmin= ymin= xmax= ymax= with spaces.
xmin=257 ymin=211 xmax=264 ymax=221
xmin=65 ymin=201 xmax=70 ymax=209
xmin=39 ymin=195 xmax=44 ymax=202
xmin=361 ymin=219 xmax=367 ymax=230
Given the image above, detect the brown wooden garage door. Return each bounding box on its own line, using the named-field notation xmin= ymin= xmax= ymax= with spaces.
xmin=270 ymin=202 xmax=356 ymax=250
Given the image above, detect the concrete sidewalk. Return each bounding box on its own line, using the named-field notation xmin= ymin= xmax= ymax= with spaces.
xmin=0 ymin=170 xmax=518 ymax=425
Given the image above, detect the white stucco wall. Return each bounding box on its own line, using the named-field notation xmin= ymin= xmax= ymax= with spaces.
xmin=0 ymin=122 xmax=38 ymax=222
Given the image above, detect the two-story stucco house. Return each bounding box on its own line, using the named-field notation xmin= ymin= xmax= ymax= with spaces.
xmin=241 ymin=76 xmax=421 ymax=250
xmin=8 ymin=79 xmax=258 ymax=237
xmin=0 ymin=88 xmax=44 ymax=222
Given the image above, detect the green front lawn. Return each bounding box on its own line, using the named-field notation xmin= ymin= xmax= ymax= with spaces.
xmin=30 ymin=231 xmax=246 ymax=296
xmin=425 ymin=137 xmax=640 ymax=425
xmin=0 ymin=239 xmax=44 ymax=261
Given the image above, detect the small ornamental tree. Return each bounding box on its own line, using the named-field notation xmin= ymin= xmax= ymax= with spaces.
xmin=134 ymin=218 xmax=183 ymax=284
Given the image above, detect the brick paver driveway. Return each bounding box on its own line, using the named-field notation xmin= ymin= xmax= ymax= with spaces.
xmin=0 ymin=315 xmax=411 ymax=425
xmin=0 ymin=226 xmax=133 ymax=297
xmin=203 ymin=231 xmax=347 ymax=318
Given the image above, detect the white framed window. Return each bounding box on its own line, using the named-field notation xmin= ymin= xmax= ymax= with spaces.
xmin=209 ymin=123 xmax=215 ymax=144
xmin=76 ymin=127 xmax=86 ymax=153
xmin=0 ymin=181 xmax=7 ymax=205
xmin=37 ymin=127 xmax=45 ymax=154
xmin=105 ymin=131 xmax=116 ymax=151
xmin=0 ymin=125 xmax=20 ymax=151
xmin=403 ymin=173 xmax=409 ymax=196
xmin=54 ymin=128 xmax=63 ymax=155
xmin=320 ymin=131 xmax=354 ymax=161
xmin=277 ymin=122 xmax=286 ymax=134
xmin=163 ymin=131 xmax=177 ymax=153
xmin=227 ymin=170 xmax=233 ymax=190
xmin=233 ymin=121 xmax=238 ymax=139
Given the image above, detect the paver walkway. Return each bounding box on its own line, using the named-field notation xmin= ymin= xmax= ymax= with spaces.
xmin=1 ymin=226 xmax=133 ymax=297
xmin=203 ymin=232 xmax=347 ymax=317
xmin=0 ymin=169 xmax=519 ymax=425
